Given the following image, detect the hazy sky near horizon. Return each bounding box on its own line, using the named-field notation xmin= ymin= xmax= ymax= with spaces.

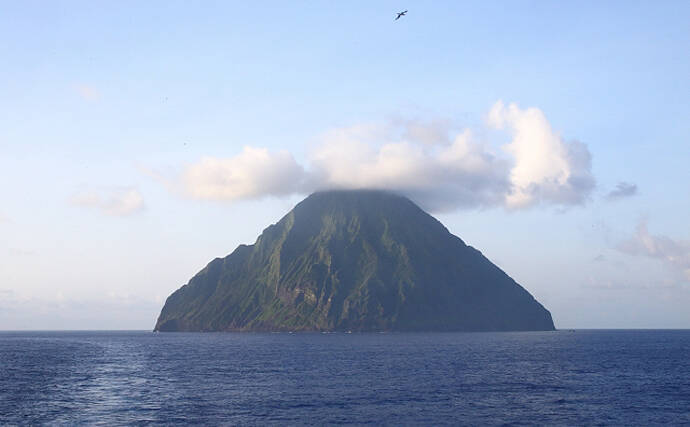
xmin=1 ymin=1 xmax=689 ymax=329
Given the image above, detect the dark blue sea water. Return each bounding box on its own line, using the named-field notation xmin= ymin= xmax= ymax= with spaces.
xmin=1 ymin=330 xmax=688 ymax=425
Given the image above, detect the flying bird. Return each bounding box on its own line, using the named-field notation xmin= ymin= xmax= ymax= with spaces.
xmin=395 ymin=10 xmax=407 ymax=20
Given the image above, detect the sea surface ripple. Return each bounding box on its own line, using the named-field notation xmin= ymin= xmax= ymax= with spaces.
xmin=1 ymin=330 xmax=688 ymax=425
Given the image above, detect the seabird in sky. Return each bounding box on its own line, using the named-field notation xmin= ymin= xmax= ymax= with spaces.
xmin=395 ymin=10 xmax=407 ymax=21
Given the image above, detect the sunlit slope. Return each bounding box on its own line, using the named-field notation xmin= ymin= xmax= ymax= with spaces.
xmin=154 ymin=190 xmax=555 ymax=332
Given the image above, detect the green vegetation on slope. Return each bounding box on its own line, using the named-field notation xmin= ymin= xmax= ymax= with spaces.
xmin=154 ymin=190 xmax=555 ymax=332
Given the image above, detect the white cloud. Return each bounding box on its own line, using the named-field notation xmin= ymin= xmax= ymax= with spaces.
xmin=487 ymin=101 xmax=595 ymax=209
xmin=618 ymin=221 xmax=690 ymax=281
xmin=74 ymin=84 xmax=100 ymax=101
xmin=181 ymin=146 xmax=307 ymax=201
xmin=309 ymin=127 xmax=509 ymax=211
xmin=397 ymin=117 xmax=453 ymax=146
xmin=163 ymin=101 xmax=595 ymax=212
xmin=606 ymin=181 xmax=638 ymax=200
xmin=71 ymin=188 xmax=145 ymax=216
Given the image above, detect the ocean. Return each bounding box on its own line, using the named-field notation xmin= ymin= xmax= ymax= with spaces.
xmin=1 ymin=330 xmax=688 ymax=425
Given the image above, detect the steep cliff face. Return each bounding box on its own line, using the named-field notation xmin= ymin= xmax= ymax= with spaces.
xmin=154 ymin=190 xmax=555 ymax=332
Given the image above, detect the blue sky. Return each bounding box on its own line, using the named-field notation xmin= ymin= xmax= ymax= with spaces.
xmin=1 ymin=1 xmax=688 ymax=329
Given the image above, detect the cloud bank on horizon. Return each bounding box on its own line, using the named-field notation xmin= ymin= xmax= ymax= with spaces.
xmin=169 ymin=101 xmax=598 ymax=212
